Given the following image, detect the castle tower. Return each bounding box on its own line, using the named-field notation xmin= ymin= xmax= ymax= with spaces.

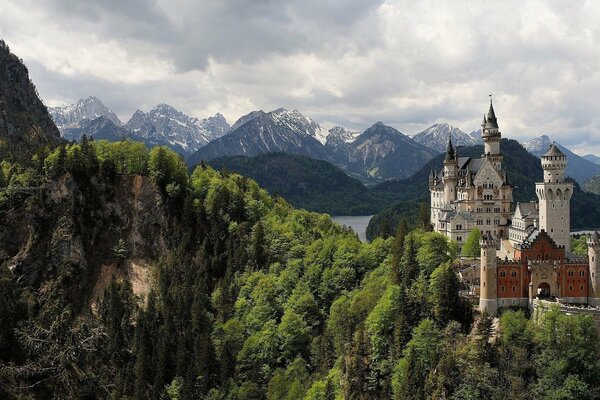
xmin=481 ymin=97 xmax=503 ymax=170
xmin=479 ymin=232 xmax=498 ymax=314
xmin=535 ymin=143 xmax=573 ymax=252
xmin=443 ymin=135 xmax=458 ymax=204
xmin=588 ymin=231 xmax=600 ymax=306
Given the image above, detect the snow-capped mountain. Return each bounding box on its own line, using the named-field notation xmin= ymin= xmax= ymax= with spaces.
xmin=125 ymin=104 xmax=230 ymax=154
xmin=49 ymin=96 xmax=123 ymax=131
xmin=335 ymin=122 xmax=438 ymax=182
xmin=325 ymin=126 xmax=361 ymax=147
xmin=230 ymin=110 xmax=266 ymax=131
xmin=189 ymin=108 xmax=330 ymax=165
xmin=522 ymin=135 xmax=600 ymax=183
xmin=411 ymin=123 xmax=479 ymax=153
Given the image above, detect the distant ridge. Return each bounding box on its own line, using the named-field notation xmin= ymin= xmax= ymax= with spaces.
xmin=522 ymin=135 xmax=600 ymax=184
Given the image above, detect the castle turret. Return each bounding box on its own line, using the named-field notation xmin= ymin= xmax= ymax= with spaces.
xmin=481 ymin=97 xmax=503 ymax=169
xmin=588 ymin=231 xmax=600 ymax=306
xmin=428 ymin=167 xmax=435 ymax=187
xmin=535 ymin=143 xmax=573 ymax=251
xmin=443 ymin=135 xmax=458 ymax=204
xmin=479 ymin=232 xmax=498 ymax=314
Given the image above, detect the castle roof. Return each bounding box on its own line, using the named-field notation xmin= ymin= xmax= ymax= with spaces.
xmin=482 ymin=99 xmax=499 ymax=132
xmin=445 ymin=135 xmax=456 ymax=161
xmin=542 ymin=142 xmax=565 ymax=157
xmin=514 ymin=202 xmax=538 ymax=220
xmin=434 ymin=156 xmax=508 ymax=190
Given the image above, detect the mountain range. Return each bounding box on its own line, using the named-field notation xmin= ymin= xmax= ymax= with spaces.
xmin=49 ymin=97 xmax=230 ymax=156
xmin=521 ymin=135 xmax=600 ymax=184
xmin=47 ymin=96 xmax=600 ymax=186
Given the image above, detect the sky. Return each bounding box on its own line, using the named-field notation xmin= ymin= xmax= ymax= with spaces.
xmin=1 ymin=0 xmax=599 ymax=155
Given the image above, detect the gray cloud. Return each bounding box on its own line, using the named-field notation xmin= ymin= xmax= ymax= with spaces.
xmin=1 ymin=0 xmax=600 ymax=154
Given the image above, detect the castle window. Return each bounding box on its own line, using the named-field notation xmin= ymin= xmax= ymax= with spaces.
xmin=568 ymin=270 xmax=575 ymax=277
xmin=512 ymin=286 xmax=516 ymax=292
xmin=500 ymin=270 xmax=506 ymax=277
xmin=511 ymin=270 xmax=517 ymax=277
xmin=569 ymin=285 xmax=573 ymax=291
xmin=579 ymin=270 xmax=585 ymax=277
xmin=501 ymin=286 xmax=505 ymax=292
xmin=581 ymin=285 xmax=584 ymax=291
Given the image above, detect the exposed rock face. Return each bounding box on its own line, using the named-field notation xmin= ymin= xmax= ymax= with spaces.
xmin=412 ymin=123 xmax=479 ymax=153
xmin=189 ymin=108 xmax=329 ymax=165
xmin=0 ymin=40 xmax=60 ymax=162
xmin=0 ymin=172 xmax=169 ymax=305
xmin=49 ymin=96 xmax=123 ymax=130
xmin=125 ymin=104 xmax=230 ymax=155
xmin=330 ymin=122 xmax=438 ymax=183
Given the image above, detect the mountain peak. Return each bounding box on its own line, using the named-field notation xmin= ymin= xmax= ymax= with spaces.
xmin=49 ymin=95 xmax=123 ymax=130
xmin=412 ymin=122 xmax=479 ymax=153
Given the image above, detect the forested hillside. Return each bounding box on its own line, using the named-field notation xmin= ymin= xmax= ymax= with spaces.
xmin=2 ymin=139 xmax=600 ymax=399
xmin=209 ymin=153 xmax=396 ymax=215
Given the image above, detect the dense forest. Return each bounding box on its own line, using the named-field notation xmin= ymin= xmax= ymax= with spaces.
xmin=1 ymin=138 xmax=600 ymax=399
xmin=209 ymin=153 xmax=398 ymax=215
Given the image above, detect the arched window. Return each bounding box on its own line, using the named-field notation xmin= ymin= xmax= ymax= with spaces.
xmin=579 ymin=270 xmax=585 ymax=277
xmin=568 ymin=269 xmax=575 ymax=277
xmin=511 ymin=270 xmax=517 ymax=277
xmin=512 ymin=286 xmax=516 ymax=292
xmin=500 ymin=270 xmax=506 ymax=277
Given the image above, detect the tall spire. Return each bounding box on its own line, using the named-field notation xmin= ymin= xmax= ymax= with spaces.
xmin=445 ymin=134 xmax=455 ymax=161
xmin=485 ymin=95 xmax=498 ymax=129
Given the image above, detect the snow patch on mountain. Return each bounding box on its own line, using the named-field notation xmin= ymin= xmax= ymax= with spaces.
xmin=125 ymin=104 xmax=230 ymax=152
xmin=49 ymin=96 xmax=123 ymax=132
xmin=411 ymin=123 xmax=479 ymax=153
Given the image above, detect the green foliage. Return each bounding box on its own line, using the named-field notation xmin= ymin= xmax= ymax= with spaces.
xmin=462 ymin=228 xmax=481 ymax=258
xmin=572 ymin=235 xmax=589 ymax=257
xmin=3 ymin=137 xmax=600 ymax=400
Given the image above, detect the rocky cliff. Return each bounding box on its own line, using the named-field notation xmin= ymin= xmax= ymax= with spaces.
xmin=0 ymin=172 xmax=169 ymax=306
xmin=0 ymin=40 xmax=60 ymax=163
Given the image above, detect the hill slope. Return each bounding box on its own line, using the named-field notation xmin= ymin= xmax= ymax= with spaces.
xmin=209 ymin=153 xmax=395 ymax=214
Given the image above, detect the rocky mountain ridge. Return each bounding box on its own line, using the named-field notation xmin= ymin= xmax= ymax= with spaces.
xmin=49 ymin=96 xmax=123 ymax=130
xmin=411 ymin=123 xmax=480 ymax=152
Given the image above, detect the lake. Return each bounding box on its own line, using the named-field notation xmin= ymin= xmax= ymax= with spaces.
xmin=332 ymin=215 xmax=373 ymax=243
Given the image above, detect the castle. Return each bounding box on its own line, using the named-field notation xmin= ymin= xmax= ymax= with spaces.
xmin=429 ymin=99 xmax=600 ymax=314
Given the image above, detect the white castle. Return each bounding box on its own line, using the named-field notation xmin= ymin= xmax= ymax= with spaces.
xmin=429 ymin=98 xmax=572 ymax=253
xmin=429 ymin=99 xmax=600 ymax=313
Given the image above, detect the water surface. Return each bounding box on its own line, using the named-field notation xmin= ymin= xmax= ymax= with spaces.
xmin=332 ymin=215 xmax=373 ymax=243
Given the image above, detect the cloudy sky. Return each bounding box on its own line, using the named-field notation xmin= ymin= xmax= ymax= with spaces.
xmin=1 ymin=0 xmax=599 ymax=154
